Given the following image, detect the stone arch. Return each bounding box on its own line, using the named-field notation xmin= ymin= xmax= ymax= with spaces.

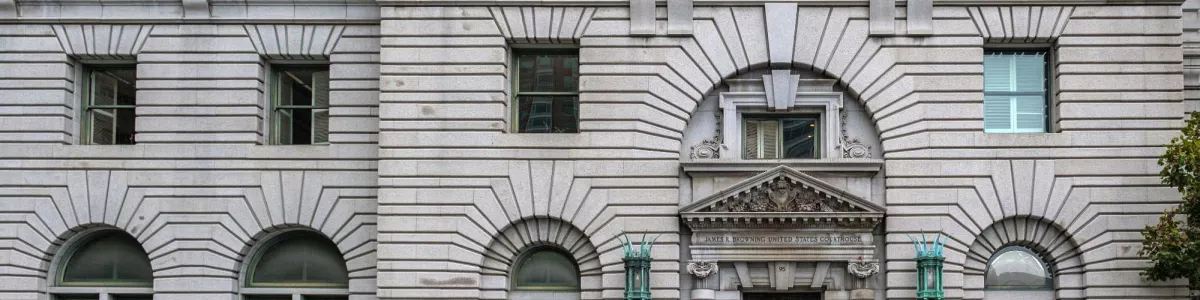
xmin=43 ymin=224 xmax=155 ymax=292
xmin=480 ymin=217 xmax=603 ymax=300
xmin=962 ymin=216 xmax=1084 ymax=300
xmin=236 ymin=223 xmax=372 ymax=291
xmin=582 ymin=5 xmax=914 ymax=147
xmin=680 ymin=67 xmax=885 ymax=159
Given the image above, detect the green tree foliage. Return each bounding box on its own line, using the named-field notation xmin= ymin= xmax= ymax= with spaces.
xmin=1142 ymin=111 xmax=1200 ymax=292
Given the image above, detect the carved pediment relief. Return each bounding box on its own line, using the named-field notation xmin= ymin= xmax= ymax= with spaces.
xmin=680 ymin=165 xmax=884 ymax=229
xmin=704 ymin=178 xmax=864 ymax=213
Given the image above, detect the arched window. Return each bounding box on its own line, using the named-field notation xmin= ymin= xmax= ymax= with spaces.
xmin=983 ymin=246 xmax=1055 ymax=300
xmin=51 ymin=230 xmax=153 ymax=299
xmin=509 ymin=247 xmax=580 ymax=300
xmin=512 ymin=248 xmax=579 ymax=290
xmin=242 ymin=231 xmax=349 ymax=300
xmin=985 ymin=246 xmax=1053 ymax=290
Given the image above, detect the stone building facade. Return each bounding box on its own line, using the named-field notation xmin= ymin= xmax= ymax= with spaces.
xmin=0 ymin=0 xmax=1197 ymax=300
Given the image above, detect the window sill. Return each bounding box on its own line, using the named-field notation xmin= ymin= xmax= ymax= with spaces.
xmin=680 ymin=158 xmax=883 ymax=173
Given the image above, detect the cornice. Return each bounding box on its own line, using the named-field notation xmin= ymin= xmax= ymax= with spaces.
xmin=1 ymin=1 xmax=381 ymax=23
xmin=376 ymin=0 xmax=1187 ymax=6
xmin=680 ymin=158 xmax=884 ymax=173
xmin=681 ymin=211 xmax=884 ymax=229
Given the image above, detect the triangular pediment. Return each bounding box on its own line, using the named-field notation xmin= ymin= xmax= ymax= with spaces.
xmin=680 ymin=166 xmax=885 ymax=230
xmin=681 ymin=165 xmax=886 ymax=214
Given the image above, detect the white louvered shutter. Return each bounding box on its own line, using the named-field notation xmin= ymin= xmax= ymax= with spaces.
xmin=744 ymin=121 xmax=759 ymax=159
xmin=312 ymin=70 xmax=330 ymax=144
xmin=761 ymin=120 xmax=780 ymax=159
xmin=1012 ymin=55 xmax=1047 ymax=132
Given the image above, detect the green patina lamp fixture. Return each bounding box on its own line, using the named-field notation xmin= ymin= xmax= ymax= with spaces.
xmin=619 ymin=234 xmax=657 ymax=300
xmin=907 ymin=232 xmax=946 ymax=300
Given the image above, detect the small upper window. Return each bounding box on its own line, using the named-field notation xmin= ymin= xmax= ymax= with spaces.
xmin=512 ymin=248 xmax=579 ymax=291
xmin=272 ymin=66 xmax=330 ymax=145
xmin=983 ymin=51 xmax=1048 ymax=133
xmin=985 ymin=246 xmax=1053 ymax=290
xmin=52 ymin=230 xmax=153 ymax=300
xmin=743 ymin=115 xmax=820 ymax=159
xmin=243 ymin=231 xmax=348 ymax=300
xmin=82 ymin=66 xmax=137 ymax=145
xmin=513 ymin=49 xmax=579 ymax=133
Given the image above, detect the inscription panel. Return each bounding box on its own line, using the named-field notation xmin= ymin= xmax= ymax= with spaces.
xmin=693 ymin=232 xmax=872 ymax=246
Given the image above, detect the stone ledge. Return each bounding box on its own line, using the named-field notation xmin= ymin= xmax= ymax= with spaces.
xmin=680 ymin=158 xmax=884 ymax=173
xmin=375 ymin=0 xmax=1186 ymax=6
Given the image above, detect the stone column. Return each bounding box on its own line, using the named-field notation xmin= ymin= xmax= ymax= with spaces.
xmin=824 ymin=290 xmax=850 ymax=300
xmin=687 ymin=261 xmax=719 ymax=300
xmin=847 ymin=260 xmax=880 ymax=300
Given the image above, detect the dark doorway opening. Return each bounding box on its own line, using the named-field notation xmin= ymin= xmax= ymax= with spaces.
xmin=742 ymin=292 xmax=822 ymax=300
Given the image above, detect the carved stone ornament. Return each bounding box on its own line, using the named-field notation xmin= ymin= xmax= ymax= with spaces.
xmin=840 ymin=110 xmax=872 ymax=159
xmin=709 ymin=178 xmax=862 ymax=213
xmin=690 ymin=139 xmax=724 ymax=159
xmin=848 ymin=261 xmax=880 ymax=279
xmin=686 ymin=261 xmax=719 ymax=279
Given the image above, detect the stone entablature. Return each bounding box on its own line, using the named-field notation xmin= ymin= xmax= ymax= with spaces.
xmin=681 ymin=165 xmax=883 ymax=261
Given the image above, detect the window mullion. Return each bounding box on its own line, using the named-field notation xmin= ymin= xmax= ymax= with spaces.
xmin=1009 ymin=56 xmax=1019 ymax=131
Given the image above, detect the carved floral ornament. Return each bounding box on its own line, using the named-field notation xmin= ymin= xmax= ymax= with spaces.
xmin=848 ymin=260 xmax=880 ymax=279
xmin=689 ymin=109 xmax=872 ymax=160
xmin=680 ymin=166 xmax=885 ymax=230
xmin=686 ymin=261 xmax=719 ymax=279
xmin=707 ymin=178 xmax=863 ymax=213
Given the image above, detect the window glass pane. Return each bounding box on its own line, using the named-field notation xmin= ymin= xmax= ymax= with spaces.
xmin=281 ymin=69 xmax=314 ymax=106
xmin=90 ymin=108 xmax=117 ymax=145
xmin=61 ymin=232 xmax=152 ymax=286
xmin=517 ymin=96 xmax=578 ymax=133
xmin=781 ymin=118 xmax=818 ymax=159
xmin=1012 ymin=54 xmax=1046 ymax=92
xmin=983 ymin=55 xmax=1013 ymax=92
xmin=251 ymin=231 xmax=348 ymax=287
xmin=1014 ymin=95 xmax=1046 ymax=132
xmin=985 ymin=246 xmax=1052 ymax=290
xmin=983 ymin=95 xmax=1013 ymax=132
xmin=517 ymin=52 xmax=579 ymax=92
xmin=91 ymin=72 xmax=117 ymax=106
xmin=513 ymin=249 xmax=579 ymax=290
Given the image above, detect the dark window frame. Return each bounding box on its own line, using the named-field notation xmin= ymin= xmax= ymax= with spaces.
xmin=80 ymin=65 xmax=138 ymax=145
xmin=510 ymin=246 xmax=581 ymax=291
xmin=511 ymin=48 xmax=580 ymax=133
xmin=984 ymin=245 xmax=1055 ymax=291
xmin=271 ymin=64 xmax=331 ymax=145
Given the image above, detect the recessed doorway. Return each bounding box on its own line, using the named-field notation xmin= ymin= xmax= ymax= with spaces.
xmin=742 ymin=292 xmax=822 ymax=300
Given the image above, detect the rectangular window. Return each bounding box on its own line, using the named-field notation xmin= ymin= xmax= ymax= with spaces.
xmin=513 ymin=49 xmax=579 ymax=133
xmin=272 ymin=66 xmax=330 ymax=145
xmin=82 ymin=66 xmax=137 ymax=145
xmin=743 ymin=115 xmax=820 ymax=159
xmin=983 ymin=51 xmax=1048 ymax=133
